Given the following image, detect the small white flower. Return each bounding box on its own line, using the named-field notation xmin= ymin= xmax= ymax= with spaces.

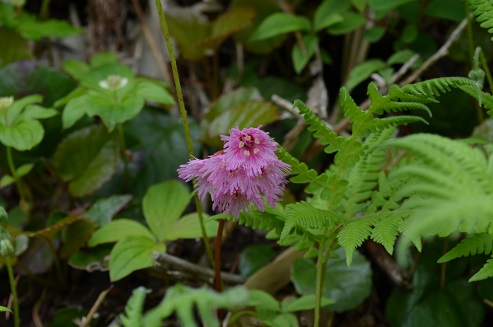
xmin=0 ymin=96 xmax=14 ymax=112
xmin=99 ymin=75 xmax=128 ymax=90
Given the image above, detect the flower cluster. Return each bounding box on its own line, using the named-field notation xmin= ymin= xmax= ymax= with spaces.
xmin=177 ymin=126 xmax=290 ymax=218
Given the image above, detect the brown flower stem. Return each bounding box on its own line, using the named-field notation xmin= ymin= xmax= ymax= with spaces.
xmin=214 ymin=219 xmax=225 ymax=320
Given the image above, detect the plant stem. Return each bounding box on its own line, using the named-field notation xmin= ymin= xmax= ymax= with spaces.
xmin=214 ymin=220 xmax=225 ymax=293
xmin=154 ymin=0 xmax=215 ymax=268
xmin=214 ymin=219 xmax=225 ymax=321
xmin=6 ymin=257 xmax=20 ymax=327
xmin=6 ymin=146 xmax=27 ymax=204
xmin=314 ymin=238 xmax=327 ymax=327
xmin=479 ymin=49 xmax=493 ymax=94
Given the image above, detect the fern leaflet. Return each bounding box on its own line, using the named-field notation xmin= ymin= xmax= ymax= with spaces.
xmin=120 ymin=287 xmax=150 ymax=327
xmin=470 ymin=257 xmax=493 ymax=282
xmin=438 ymin=233 xmax=493 ymax=263
xmin=467 ymin=0 xmax=493 ymax=41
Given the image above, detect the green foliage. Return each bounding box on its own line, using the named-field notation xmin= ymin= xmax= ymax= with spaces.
xmin=89 ymin=181 xmax=218 ymax=281
xmin=291 ymin=248 xmax=372 ymax=312
xmin=143 ymin=284 xmax=249 ymax=327
xmin=57 ymin=53 xmax=174 ymax=132
xmin=467 ymin=0 xmax=493 ymax=41
xmin=120 ymin=287 xmax=151 ymax=327
xmin=0 ymin=95 xmax=56 ymax=151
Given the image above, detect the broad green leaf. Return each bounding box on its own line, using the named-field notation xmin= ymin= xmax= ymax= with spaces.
xmin=351 ymin=0 xmax=367 ymax=12
xmin=89 ymin=219 xmax=155 ymax=247
xmin=387 ymin=49 xmax=416 ymax=65
xmin=281 ymin=294 xmax=333 ymax=313
xmin=231 ymin=0 xmax=286 ymax=54
xmin=0 ymin=63 xmax=74 ymax=107
xmin=205 ymin=87 xmax=262 ymax=122
xmin=124 ymin=108 xmax=201 ymax=196
xmin=291 ymin=248 xmax=372 ymax=312
xmin=18 ymin=13 xmax=81 ymax=40
xmin=90 ymin=52 xmax=118 ymax=67
xmin=16 ymin=104 xmax=57 ymax=123
xmin=84 ymin=195 xmax=132 ymax=226
xmin=16 ymin=163 xmax=34 ymax=178
xmin=346 ymin=59 xmax=387 ymax=92
xmin=109 ymin=236 xmax=165 ymax=281
xmin=292 ymin=34 xmax=318 ymax=74
xmin=85 ymin=93 xmax=145 ymax=132
xmin=426 ymin=0 xmax=465 ymax=23
xmin=5 ymin=94 xmax=43 ymax=125
xmin=238 ymin=244 xmax=276 ymax=278
xmin=247 ymin=289 xmax=281 ymax=312
xmin=250 ymin=13 xmax=311 ymax=41
xmin=62 ymin=60 xmax=90 ymax=80
xmin=0 ymin=27 xmax=31 ymax=68
xmin=134 ymin=79 xmax=175 ymax=105
xmin=198 ymin=6 xmax=255 ymax=49
xmin=313 ymin=0 xmax=350 ymax=31
xmin=166 ymin=8 xmax=211 ymax=59
xmin=0 ymin=119 xmax=44 ymax=150
xmin=207 ymin=100 xmax=279 ymax=146
xmin=387 ymin=280 xmax=484 ymax=327
xmin=54 ymin=126 xmax=119 ymax=197
xmin=166 ymin=213 xmax=218 ymax=240
xmin=68 ymin=245 xmax=111 ymax=271
xmin=0 ymin=175 xmax=14 ymax=188
xmin=365 ymin=26 xmax=386 ymax=42
xmin=60 ymin=219 xmax=97 ymax=259
xmin=0 ymin=3 xmax=16 ymax=28
xmin=61 ymin=94 xmax=89 ymax=129
xmin=368 ymin=0 xmax=414 ymax=11
xmin=327 ymin=11 xmax=366 ymax=35
xmin=143 ymin=181 xmax=190 ymax=241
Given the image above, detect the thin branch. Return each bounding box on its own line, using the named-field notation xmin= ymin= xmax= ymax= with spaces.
xmin=153 ymin=252 xmax=245 ymax=285
xmin=400 ymin=18 xmax=468 ymax=86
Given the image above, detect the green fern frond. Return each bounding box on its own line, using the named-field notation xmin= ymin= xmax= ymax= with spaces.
xmin=212 ymin=207 xmax=285 ymax=232
xmin=438 ymin=234 xmax=493 ymax=263
xmin=467 ymin=0 xmax=493 ymax=41
xmin=367 ymin=116 xmax=428 ymax=132
xmin=276 ymin=147 xmax=319 ymax=184
xmin=470 ymin=257 xmax=493 ymax=282
xmin=120 ymin=287 xmax=150 ymax=327
xmin=389 ymin=134 xmax=491 ymax=193
xmin=397 ymin=77 xmax=481 ymax=104
xmin=143 ymin=284 xmax=249 ymax=327
xmin=367 ymin=82 xmax=432 ymax=116
xmin=340 ymin=88 xmax=374 ymax=138
xmin=371 ymin=213 xmax=404 ymax=254
xmin=345 ymin=128 xmax=395 ymax=211
xmin=338 ymin=217 xmax=378 ymax=265
xmin=280 ymin=201 xmax=334 ymax=243
xmin=460 ymin=85 xmax=493 ymax=118
xmin=294 ymin=100 xmax=348 ymax=153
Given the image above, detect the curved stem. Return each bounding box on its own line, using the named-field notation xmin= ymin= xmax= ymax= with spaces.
xmin=6 ymin=257 xmax=20 ymax=327
xmin=6 ymin=146 xmax=27 ymax=204
xmin=154 ymin=0 xmax=215 ymax=268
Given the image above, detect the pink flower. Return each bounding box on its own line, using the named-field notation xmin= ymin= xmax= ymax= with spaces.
xmin=177 ymin=126 xmax=290 ymax=218
xmin=221 ymin=126 xmax=280 ymax=177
